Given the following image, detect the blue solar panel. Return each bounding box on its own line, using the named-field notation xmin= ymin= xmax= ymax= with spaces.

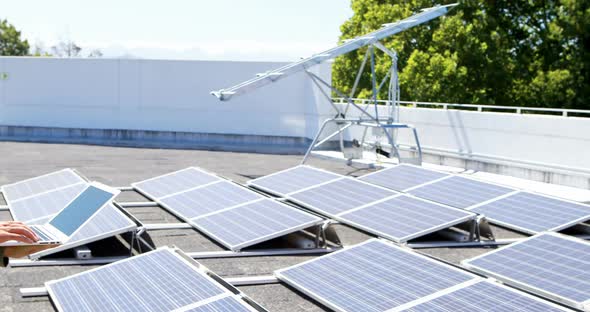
xmin=409 ymin=176 xmax=515 ymax=209
xmin=288 ymin=178 xmax=397 ymax=215
xmin=468 ymin=191 xmax=590 ymax=234
xmin=276 ymin=239 xmax=475 ymax=312
xmin=359 ymin=164 xmax=449 ymax=191
xmin=46 ymin=248 xmax=252 ymax=312
xmin=133 ymin=167 xmax=221 ymax=199
xmin=339 ymin=195 xmax=475 ymax=242
xmin=1 ymin=169 xmax=84 ymax=202
xmin=401 ymin=280 xmax=570 ymax=312
xmin=192 ymin=199 xmax=322 ymax=250
xmin=463 ymin=233 xmax=590 ymax=310
xmin=159 ymin=181 xmax=264 ymax=219
xmin=247 ymin=165 xmax=342 ymax=196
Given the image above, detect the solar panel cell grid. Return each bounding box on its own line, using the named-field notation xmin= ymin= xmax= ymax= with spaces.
xmin=400 ymin=280 xmax=569 ymax=312
xmin=464 ymin=233 xmax=590 ymax=308
xmin=159 ymin=181 xmax=263 ymax=219
xmin=2 ymin=169 xmax=83 ymax=202
xmin=47 ymin=249 xmax=229 ymax=312
xmin=277 ymin=240 xmax=474 ymax=312
xmin=9 ymin=182 xmax=87 ymax=223
xmin=248 ymin=165 xmax=342 ymax=196
xmin=408 ymin=176 xmax=515 ymax=209
xmin=469 ymin=192 xmax=590 ymax=234
xmin=134 ymin=168 xmax=221 ymax=199
xmin=359 ymin=164 xmax=448 ymax=191
xmin=289 ymin=178 xmax=396 ymax=216
xmin=339 ymin=195 xmax=474 ymax=242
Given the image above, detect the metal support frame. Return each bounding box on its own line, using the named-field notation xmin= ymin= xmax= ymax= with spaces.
xmin=20 ymin=275 xmax=281 ymax=298
xmin=143 ymin=223 xmax=193 ymax=230
xmin=118 ymin=201 xmax=159 ymax=208
xmin=299 ymin=41 xmax=423 ymax=166
xmin=9 ymin=247 xmax=338 ymax=267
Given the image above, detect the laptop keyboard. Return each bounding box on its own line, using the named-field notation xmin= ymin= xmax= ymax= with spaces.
xmin=30 ymin=226 xmax=54 ymax=242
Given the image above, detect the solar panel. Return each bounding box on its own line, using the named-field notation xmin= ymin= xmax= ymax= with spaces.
xmin=192 ymin=199 xmax=323 ymax=251
xmin=247 ymin=165 xmax=342 ymax=196
xmin=133 ymin=167 xmax=221 ymax=199
xmin=159 ymin=180 xmax=264 ymax=219
xmin=339 ymin=195 xmax=476 ymax=242
xmin=463 ymin=233 xmax=590 ymax=310
xmin=359 ymin=164 xmax=449 ymax=192
xmin=288 ymin=177 xmax=397 ymax=215
xmin=46 ymin=248 xmax=259 ymax=312
xmin=276 ymin=239 xmax=475 ymax=312
xmin=8 ymin=183 xmax=87 ymax=224
xmin=468 ymin=191 xmax=590 ymax=234
xmin=399 ymin=280 xmax=571 ymax=312
xmin=408 ymin=176 xmax=516 ymax=209
xmin=136 ymin=168 xmax=322 ymax=251
xmin=1 ymin=169 xmax=84 ymax=202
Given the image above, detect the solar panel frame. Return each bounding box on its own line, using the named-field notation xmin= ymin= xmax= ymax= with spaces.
xmin=467 ymin=191 xmax=590 ymax=234
xmin=407 ymin=175 xmax=517 ymax=209
xmin=337 ymin=194 xmax=477 ymax=243
xmin=246 ymin=165 xmax=343 ymax=197
xmin=358 ymin=164 xmax=450 ymax=192
xmin=46 ymin=248 xmax=260 ymax=312
xmin=131 ymin=167 xmax=223 ymax=199
xmin=190 ymin=198 xmax=323 ymax=251
xmin=395 ymin=279 xmax=573 ymax=312
xmin=462 ymin=232 xmax=590 ymax=311
xmin=275 ymin=239 xmax=478 ymax=312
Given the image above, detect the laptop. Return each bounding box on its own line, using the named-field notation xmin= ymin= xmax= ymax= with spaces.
xmin=0 ymin=181 xmax=120 ymax=246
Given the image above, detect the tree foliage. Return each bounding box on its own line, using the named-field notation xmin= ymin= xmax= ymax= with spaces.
xmin=333 ymin=0 xmax=590 ymax=109
xmin=0 ymin=19 xmax=29 ymax=56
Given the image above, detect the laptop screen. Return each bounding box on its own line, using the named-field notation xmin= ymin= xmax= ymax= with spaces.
xmin=49 ymin=185 xmax=115 ymax=236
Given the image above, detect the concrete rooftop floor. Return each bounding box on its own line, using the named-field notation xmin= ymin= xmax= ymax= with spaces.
xmin=0 ymin=141 xmax=561 ymax=312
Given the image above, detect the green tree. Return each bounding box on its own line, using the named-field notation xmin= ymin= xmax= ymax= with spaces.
xmin=333 ymin=0 xmax=590 ymax=110
xmin=0 ymin=19 xmax=29 ymax=56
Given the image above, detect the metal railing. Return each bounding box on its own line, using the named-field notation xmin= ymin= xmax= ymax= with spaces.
xmin=332 ymin=98 xmax=590 ymax=117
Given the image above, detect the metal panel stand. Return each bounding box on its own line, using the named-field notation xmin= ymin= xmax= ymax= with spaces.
xmin=298 ymin=42 xmax=423 ymax=165
xmin=9 ymin=221 xmax=342 ymax=267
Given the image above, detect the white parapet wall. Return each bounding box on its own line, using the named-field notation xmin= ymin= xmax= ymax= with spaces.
xmin=324 ymin=104 xmax=590 ymax=189
xmin=0 ymin=57 xmax=588 ymax=188
xmin=0 ymin=57 xmax=332 ymax=152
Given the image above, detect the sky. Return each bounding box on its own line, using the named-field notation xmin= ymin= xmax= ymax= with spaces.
xmin=1 ymin=0 xmax=354 ymax=61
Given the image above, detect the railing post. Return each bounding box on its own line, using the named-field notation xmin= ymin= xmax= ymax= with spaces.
xmin=516 ymin=108 xmax=521 ymax=114
xmin=443 ymin=104 xmax=448 ymax=110
xmin=563 ymin=111 xmax=568 ymax=117
xmin=413 ymin=102 xmax=417 ymax=108
xmin=477 ymin=106 xmax=482 ymax=112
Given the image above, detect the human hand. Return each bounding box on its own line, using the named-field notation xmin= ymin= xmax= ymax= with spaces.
xmin=0 ymin=222 xmax=39 ymax=244
xmin=4 ymin=244 xmax=59 ymax=258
